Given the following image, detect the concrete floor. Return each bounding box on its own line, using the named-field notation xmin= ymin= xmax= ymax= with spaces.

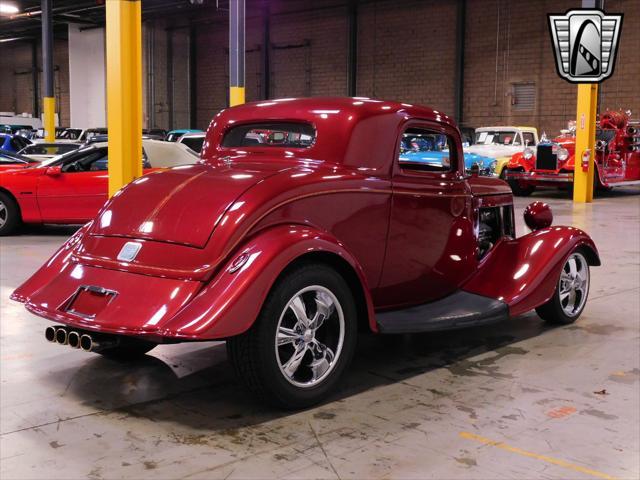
xmin=1 ymin=188 xmax=639 ymax=480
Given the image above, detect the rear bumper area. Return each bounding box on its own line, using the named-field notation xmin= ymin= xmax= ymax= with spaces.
xmin=24 ymin=263 xmax=202 ymax=341
xmin=506 ymin=171 xmax=573 ymax=183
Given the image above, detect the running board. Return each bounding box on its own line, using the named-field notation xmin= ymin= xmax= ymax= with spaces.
xmin=375 ymin=291 xmax=509 ymax=334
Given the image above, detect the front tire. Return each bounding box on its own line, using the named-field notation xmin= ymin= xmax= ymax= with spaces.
xmin=0 ymin=192 xmax=21 ymax=236
xmin=536 ymin=251 xmax=590 ymax=325
xmin=506 ymin=171 xmax=536 ymax=196
xmin=227 ymin=263 xmax=358 ymax=409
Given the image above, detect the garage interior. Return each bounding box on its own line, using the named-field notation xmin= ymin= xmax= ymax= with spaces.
xmin=1 ymin=1 xmax=639 ymax=479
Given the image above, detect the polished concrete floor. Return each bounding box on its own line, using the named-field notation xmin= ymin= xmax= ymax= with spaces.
xmin=1 ymin=188 xmax=639 ymax=480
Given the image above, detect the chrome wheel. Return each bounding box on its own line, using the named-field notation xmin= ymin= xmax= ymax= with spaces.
xmin=275 ymin=286 xmax=345 ymax=388
xmin=0 ymin=200 xmax=7 ymax=229
xmin=558 ymin=252 xmax=589 ymax=317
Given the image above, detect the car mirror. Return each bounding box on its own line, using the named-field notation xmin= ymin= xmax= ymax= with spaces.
xmin=45 ymin=165 xmax=62 ymax=176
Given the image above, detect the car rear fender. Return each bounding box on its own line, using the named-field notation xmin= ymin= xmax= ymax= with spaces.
xmin=11 ymin=222 xmax=91 ymax=303
xmin=160 ymin=224 xmax=376 ymax=340
xmin=461 ymin=226 xmax=600 ymax=317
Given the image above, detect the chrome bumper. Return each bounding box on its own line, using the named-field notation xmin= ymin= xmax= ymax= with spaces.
xmin=506 ymin=171 xmax=573 ymax=183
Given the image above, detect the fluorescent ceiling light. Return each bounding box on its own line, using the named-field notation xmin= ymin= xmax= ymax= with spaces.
xmin=0 ymin=3 xmax=20 ymax=14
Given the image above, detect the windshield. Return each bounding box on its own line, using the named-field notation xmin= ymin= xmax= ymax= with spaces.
xmin=22 ymin=144 xmax=79 ymax=156
xmin=596 ymin=129 xmax=616 ymax=142
xmin=475 ymin=130 xmax=518 ymax=145
xmin=36 ymin=145 xmax=98 ymax=167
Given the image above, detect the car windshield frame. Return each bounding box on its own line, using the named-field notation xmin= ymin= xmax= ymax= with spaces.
xmin=475 ymin=130 xmax=519 ymax=146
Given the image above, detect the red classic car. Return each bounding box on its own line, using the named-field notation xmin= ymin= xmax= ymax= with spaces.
xmin=12 ymin=97 xmax=600 ymax=408
xmin=505 ymin=111 xmax=640 ymax=196
xmin=0 ymin=140 xmax=198 ymax=235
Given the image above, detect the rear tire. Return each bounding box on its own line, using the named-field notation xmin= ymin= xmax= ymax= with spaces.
xmin=97 ymin=337 xmax=156 ymax=360
xmin=536 ymin=251 xmax=590 ymax=325
xmin=506 ymin=171 xmax=536 ymax=196
xmin=0 ymin=192 xmax=21 ymax=236
xmin=227 ymin=263 xmax=358 ymax=409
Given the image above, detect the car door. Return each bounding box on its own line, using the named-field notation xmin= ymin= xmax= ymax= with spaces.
xmin=36 ymin=147 xmax=111 ymax=222
xmin=377 ymin=122 xmax=476 ymax=309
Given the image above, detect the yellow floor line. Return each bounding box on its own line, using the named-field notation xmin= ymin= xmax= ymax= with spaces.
xmin=460 ymin=431 xmax=617 ymax=480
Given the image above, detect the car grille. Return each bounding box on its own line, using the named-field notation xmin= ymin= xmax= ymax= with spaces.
xmin=536 ymin=145 xmax=557 ymax=170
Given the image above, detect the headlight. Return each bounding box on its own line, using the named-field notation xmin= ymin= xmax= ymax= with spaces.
xmin=557 ymin=147 xmax=569 ymax=161
xmin=523 ymin=147 xmax=534 ymax=160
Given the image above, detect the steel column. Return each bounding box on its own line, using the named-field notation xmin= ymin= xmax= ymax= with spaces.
xmin=347 ymin=0 xmax=358 ymax=97
xmin=41 ymin=0 xmax=55 ymax=141
xmin=454 ymin=0 xmax=466 ymax=124
xmin=106 ymin=0 xmax=143 ymax=197
xmin=31 ymin=41 xmax=40 ymax=118
xmin=189 ymin=25 xmax=198 ymax=128
xmin=229 ymin=0 xmax=245 ymax=106
xmin=261 ymin=2 xmax=270 ymax=100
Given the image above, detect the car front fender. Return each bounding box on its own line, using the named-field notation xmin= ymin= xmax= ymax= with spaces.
xmin=461 ymin=226 xmax=600 ymax=317
xmin=160 ymin=224 xmax=376 ymax=340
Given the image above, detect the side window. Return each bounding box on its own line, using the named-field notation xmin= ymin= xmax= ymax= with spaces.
xmin=398 ymin=128 xmax=456 ymax=172
xmin=61 ymin=150 xmax=107 ymax=173
xmin=523 ymin=132 xmax=535 ymax=146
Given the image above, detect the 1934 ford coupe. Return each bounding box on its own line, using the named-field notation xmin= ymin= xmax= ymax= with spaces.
xmin=12 ymin=98 xmax=600 ymax=408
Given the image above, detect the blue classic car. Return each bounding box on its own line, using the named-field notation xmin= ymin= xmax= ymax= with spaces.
xmin=400 ymin=133 xmax=495 ymax=175
xmin=0 ymin=133 xmax=32 ymax=153
xmin=165 ymin=129 xmax=203 ymax=142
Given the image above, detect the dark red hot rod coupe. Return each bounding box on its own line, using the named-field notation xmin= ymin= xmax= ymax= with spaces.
xmin=505 ymin=110 xmax=640 ymax=196
xmin=12 ymin=98 xmax=600 ymax=408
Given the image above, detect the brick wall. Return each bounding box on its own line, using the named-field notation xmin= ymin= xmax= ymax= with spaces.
xmin=1 ymin=0 xmax=637 ymax=134
xmin=0 ymin=39 xmax=70 ymax=126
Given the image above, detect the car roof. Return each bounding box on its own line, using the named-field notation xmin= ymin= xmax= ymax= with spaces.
xmin=475 ymin=126 xmax=537 ymax=133
xmin=204 ymin=97 xmax=455 ymax=170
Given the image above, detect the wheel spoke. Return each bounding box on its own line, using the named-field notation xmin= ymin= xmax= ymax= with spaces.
xmin=309 ymin=340 xmax=335 ymax=381
xmin=567 ymin=289 xmax=577 ymax=311
xmin=568 ymin=257 xmax=578 ymax=277
xmin=310 ymin=291 xmax=335 ymax=331
xmin=277 ymin=326 xmax=298 ymax=346
xmin=560 ymin=290 xmax=571 ymax=302
xmin=289 ymin=295 xmax=310 ymax=327
xmin=282 ymin=343 xmax=308 ymax=378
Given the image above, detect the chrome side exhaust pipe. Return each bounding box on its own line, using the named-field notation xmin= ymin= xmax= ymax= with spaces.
xmin=80 ymin=334 xmax=118 ymax=353
xmin=67 ymin=331 xmax=81 ymax=349
xmin=55 ymin=327 xmax=68 ymax=345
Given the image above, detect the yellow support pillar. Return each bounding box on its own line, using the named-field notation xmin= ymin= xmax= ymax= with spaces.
xmin=106 ymin=0 xmax=142 ymax=197
xmin=573 ymin=83 xmax=598 ymax=203
xmin=43 ymin=97 xmax=55 ymax=142
xmin=229 ymin=86 xmax=245 ymax=107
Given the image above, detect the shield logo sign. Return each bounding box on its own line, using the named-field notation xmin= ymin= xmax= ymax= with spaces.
xmin=548 ymin=9 xmax=623 ymax=83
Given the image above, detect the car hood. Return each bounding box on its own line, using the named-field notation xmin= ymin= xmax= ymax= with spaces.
xmin=465 ymin=145 xmax=523 ymax=159
xmin=89 ymin=163 xmax=288 ymax=248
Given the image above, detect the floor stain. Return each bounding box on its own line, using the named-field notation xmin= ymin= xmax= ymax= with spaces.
xmin=546 ymin=406 xmax=577 ymax=419
xmin=581 ymin=408 xmax=618 ymax=420
xmin=566 ymin=324 xmax=625 ymax=336
xmin=456 ymin=405 xmax=478 ymax=420
xmin=447 ymin=346 xmax=528 ymax=379
xmin=455 ymin=456 xmax=478 ymax=467
xmin=49 ymin=440 xmax=64 ymax=449
xmin=144 ymin=461 xmax=157 ymax=470
xmin=313 ymin=411 xmax=336 ymax=420
xmin=609 ymin=368 xmax=640 ymax=384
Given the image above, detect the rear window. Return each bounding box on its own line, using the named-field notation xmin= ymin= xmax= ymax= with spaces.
xmin=222 ymin=122 xmax=315 ymax=148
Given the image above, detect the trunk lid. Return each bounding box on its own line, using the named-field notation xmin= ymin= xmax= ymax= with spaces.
xmin=90 ymin=163 xmax=284 ymax=248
